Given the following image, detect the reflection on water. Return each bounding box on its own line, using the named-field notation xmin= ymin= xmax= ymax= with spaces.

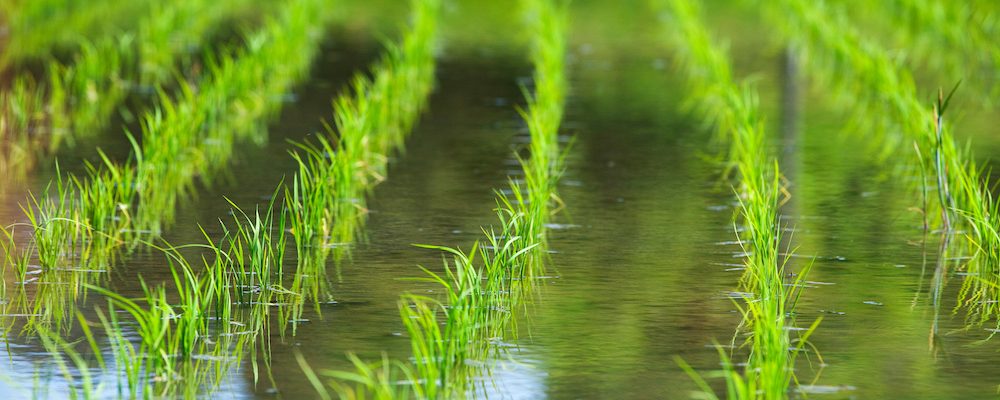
xmin=3 ymin=1 xmax=1000 ymax=399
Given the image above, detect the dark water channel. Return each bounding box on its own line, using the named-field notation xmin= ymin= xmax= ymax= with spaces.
xmin=4 ymin=2 xmax=1000 ymax=399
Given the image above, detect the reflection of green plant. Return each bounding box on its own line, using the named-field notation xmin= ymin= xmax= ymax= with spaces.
xmin=297 ymin=351 xmax=421 ymax=400
xmin=36 ymin=323 xmax=104 ymax=400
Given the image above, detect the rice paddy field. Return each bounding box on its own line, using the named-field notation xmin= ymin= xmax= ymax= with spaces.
xmin=2 ymin=0 xmax=1000 ymax=398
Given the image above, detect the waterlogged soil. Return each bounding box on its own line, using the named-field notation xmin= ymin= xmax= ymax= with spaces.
xmin=5 ymin=2 xmax=1000 ymax=399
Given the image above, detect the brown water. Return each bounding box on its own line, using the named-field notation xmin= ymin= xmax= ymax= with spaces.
xmin=5 ymin=1 xmax=1000 ymax=399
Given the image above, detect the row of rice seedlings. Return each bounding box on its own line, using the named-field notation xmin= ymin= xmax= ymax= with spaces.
xmin=0 ymin=0 xmax=334 ymax=340
xmin=653 ymin=0 xmax=819 ymax=398
xmin=285 ymin=0 xmax=440 ymax=276
xmin=404 ymin=0 xmax=569 ymax=390
xmin=50 ymin=0 xmax=262 ymax=146
xmin=303 ymin=1 xmax=571 ymax=398
xmin=135 ymin=0 xmax=264 ymax=86
xmin=0 ymin=0 xmax=154 ymax=71
xmin=0 ymin=0 xmax=261 ymax=171
xmin=751 ymin=0 xmax=1000 ymax=330
xmin=397 ymin=204 xmax=550 ymax=398
xmin=401 ymin=0 xmax=570 ymax=392
xmin=867 ymin=0 xmax=1000 ymax=103
xmin=234 ymin=0 xmax=443 ymax=331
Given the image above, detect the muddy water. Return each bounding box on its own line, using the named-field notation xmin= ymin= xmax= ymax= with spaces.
xmin=5 ymin=1 xmax=1000 ymax=399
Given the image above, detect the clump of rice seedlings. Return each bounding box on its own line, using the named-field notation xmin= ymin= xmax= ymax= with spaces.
xmin=218 ymin=196 xmax=316 ymax=342
xmin=0 ymin=77 xmax=47 ymax=175
xmin=20 ymin=168 xmax=91 ymax=270
xmin=653 ymin=0 xmax=820 ymax=398
xmin=285 ymin=143 xmax=337 ymax=268
xmin=89 ymin=281 xmax=190 ymax=379
xmin=223 ymin=199 xmax=288 ymax=309
xmin=73 ymin=155 xmax=137 ymax=267
xmin=322 ymin=226 xmax=534 ymax=398
xmin=752 ymin=0 xmax=1000 ymax=331
xmin=400 ymin=248 xmax=487 ymax=399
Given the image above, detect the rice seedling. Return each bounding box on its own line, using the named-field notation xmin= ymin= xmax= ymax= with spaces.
xmin=750 ymin=0 xmax=1000 ymax=331
xmin=652 ymin=0 xmax=820 ymax=398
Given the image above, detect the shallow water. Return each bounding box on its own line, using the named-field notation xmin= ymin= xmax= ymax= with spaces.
xmin=4 ymin=1 xmax=1000 ymax=399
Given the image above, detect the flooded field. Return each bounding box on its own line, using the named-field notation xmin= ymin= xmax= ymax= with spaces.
xmin=2 ymin=0 xmax=1000 ymax=398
